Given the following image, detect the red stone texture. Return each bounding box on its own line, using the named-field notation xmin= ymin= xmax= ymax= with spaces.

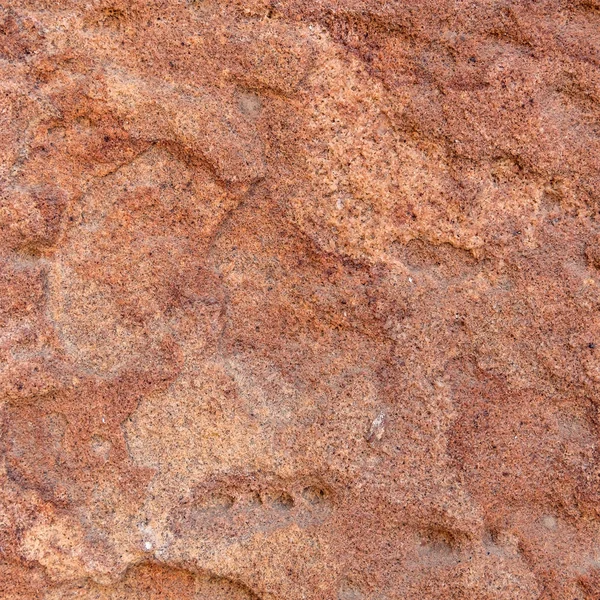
xmin=1 ymin=1 xmax=600 ymax=598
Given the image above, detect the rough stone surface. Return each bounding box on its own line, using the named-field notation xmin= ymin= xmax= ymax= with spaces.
xmin=1 ymin=1 xmax=600 ymax=598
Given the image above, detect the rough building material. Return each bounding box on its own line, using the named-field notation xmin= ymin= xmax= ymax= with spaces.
xmin=1 ymin=1 xmax=600 ymax=598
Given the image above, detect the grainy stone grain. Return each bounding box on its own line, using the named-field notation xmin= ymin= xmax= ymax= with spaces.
xmin=1 ymin=1 xmax=600 ymax=598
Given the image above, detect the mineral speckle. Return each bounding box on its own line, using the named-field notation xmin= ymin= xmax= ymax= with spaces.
xmin=1 ymin=1 xmax=600 ymax=598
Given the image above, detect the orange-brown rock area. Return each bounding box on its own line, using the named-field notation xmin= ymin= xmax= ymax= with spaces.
xmin=2 ymin=1 xmax=600 ymax=598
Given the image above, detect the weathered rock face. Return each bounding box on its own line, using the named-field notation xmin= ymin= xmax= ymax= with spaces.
xmin=1 ymin=1 xmax=600 ymax=598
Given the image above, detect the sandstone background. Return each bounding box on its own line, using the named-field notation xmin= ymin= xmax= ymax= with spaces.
xmin=1 ymin=1 xmax=600 ymax=598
